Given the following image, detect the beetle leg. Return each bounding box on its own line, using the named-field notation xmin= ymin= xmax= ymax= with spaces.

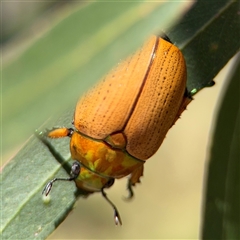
xmin=47 ymin=127 xmax=74 ymax=138
xmin=101 ymin=188 xmax=122 ymax=225
xmin=172 ymin=89 xmax=192 ymax=126
xmin=126 ymin=180 xmax=134 ymax=199
xmin=42 ymin=161 xmax=81 ymax=196
xmin=125 ymin=165 xmax=144 ymax=199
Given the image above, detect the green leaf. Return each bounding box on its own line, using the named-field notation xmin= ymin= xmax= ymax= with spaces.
xmin=202 ymin=54 xmax=240 ymax=239
xmin=171 ymin=0 xmax=240 ymax=93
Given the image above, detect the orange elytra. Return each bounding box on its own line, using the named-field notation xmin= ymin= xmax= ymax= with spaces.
xmin=42 ymin=34 xmax=192 ymax=225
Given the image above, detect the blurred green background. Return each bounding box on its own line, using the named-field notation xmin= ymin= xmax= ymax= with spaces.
xmin=2 ymin=1 xmax=239 ymax=239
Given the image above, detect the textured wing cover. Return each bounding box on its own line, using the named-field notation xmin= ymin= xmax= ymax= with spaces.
xmin=74 ymin=36 xmax=187 ymax=160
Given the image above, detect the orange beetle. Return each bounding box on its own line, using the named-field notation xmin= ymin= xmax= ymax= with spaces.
xmin=42 ymin=34 xmax=192 ymax=225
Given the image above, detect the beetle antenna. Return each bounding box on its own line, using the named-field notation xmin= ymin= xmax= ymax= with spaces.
xmin=42 ymin=176 xmax=75 ymax=196
xmin=101 ymin=189 xmax=122 ymax=226
xmin=42 ymin=161 xmax=81 ymax=196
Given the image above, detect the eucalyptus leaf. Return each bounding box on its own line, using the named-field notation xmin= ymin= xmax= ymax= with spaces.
xmin=202 ymin=54 xmax=240 ymax=239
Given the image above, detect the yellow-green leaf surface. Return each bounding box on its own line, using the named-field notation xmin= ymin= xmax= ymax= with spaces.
xmin=1 ymin=1 xmax=239 ymax=239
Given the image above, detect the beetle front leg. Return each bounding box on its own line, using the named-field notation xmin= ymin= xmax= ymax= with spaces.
xmin=47 ymin=127 xmax=74 ymax=138
xmin=36 ymin=127 xmax=74 ymax=139
xmin=126 ymin=165 xmax=144 ymax=199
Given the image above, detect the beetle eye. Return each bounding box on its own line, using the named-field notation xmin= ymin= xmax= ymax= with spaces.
xmin=70 ymin=161 xmax=81 ymax=178
xmin=104 ymin=178 xmax=115 ymax=188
